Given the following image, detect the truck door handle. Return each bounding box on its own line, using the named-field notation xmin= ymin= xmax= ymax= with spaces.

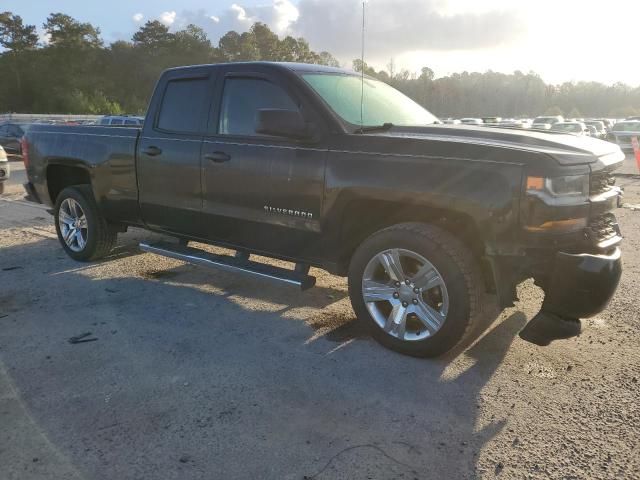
xmin=204 ymin=152 xmax=231 ymax=163
xmin=142 ymin=146 xmax=162 ymax=156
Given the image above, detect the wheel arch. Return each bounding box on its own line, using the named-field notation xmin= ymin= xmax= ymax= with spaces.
xmin=46 ymin=160 xmax=92 ymax=204
xmin=335 ymin=198 xmax=495 ymax=291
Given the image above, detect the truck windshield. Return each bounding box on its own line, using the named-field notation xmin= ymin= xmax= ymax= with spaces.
xmin=302 ymin=73 xmax=439 ymax=129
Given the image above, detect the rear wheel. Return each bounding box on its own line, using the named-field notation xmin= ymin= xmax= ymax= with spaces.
xmin=54 ymin=185 xmax=117 ymax=261
xmin=348 ymin=222 xmax=484 ymax=357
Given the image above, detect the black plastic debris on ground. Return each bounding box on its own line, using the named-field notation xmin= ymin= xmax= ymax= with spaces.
xmin=68 ymin=332 xmax=98 ymax=344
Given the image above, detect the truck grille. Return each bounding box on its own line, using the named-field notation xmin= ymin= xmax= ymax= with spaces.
xmin=590 ymin=170 xmax=616 ymax=195
xmin=586 ymin=213 xmax=620 ymax=247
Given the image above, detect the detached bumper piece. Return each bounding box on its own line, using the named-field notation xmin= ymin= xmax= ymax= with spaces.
xmin=520 ymin=247 xmax=622 ymax=346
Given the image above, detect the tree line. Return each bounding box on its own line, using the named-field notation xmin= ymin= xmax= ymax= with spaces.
xmin=1 ymin=11 xmax=639 ymax=118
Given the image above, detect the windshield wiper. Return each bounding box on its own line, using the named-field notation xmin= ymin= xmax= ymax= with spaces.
xmin=355 ymin=122 xmax=394 ymax=134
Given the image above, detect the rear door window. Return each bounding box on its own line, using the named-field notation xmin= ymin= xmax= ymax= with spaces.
xmin=157 ymin=78 xmax=209 ymax=134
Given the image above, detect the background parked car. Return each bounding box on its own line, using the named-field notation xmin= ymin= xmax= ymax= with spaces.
xmin=585 ymin=125 xmax=598 ymax=137
xmin=585 ymin=120 xmax=607 ymax=139
xmin=498 ymin=119 xmax=531 ymax=129
xmin=610 ymin=120 xmax=640 ymax=151
xmin=98 ymin=115 xmax=144 ymax=126
xmin=0 ymin=122 xmax=30 ymax=154
xmin=481 ymin=117 xmax=502 ymax=126
xmin=0 ymin=145 xmax=9 ymax=195
xmin=459 ymin=117 xmax=483 ymax=125
xmin=550 ymin=121 xmax=589 ymax=135
xmin=532 ymin=115 xmax=563 ymax=129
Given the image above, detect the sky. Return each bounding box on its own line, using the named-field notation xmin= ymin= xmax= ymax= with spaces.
xmin=3 ymin=0 xmax=639 ymax=86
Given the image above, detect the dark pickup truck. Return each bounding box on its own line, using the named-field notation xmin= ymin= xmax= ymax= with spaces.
xmin=23 ymin=62 xmax=624 ymax=357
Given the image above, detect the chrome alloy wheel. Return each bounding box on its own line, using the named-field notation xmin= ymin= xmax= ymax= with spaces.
xmin=362 ymin=248 xmax=449 ymax=341
xmin=58 ymin=198 xmax=88 ymax=252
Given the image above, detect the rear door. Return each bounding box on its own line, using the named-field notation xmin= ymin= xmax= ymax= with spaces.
xmin=137 ymin=67 xmax=216 ymax=236
xmin=201 ymin=67 xmax=327 ymax=260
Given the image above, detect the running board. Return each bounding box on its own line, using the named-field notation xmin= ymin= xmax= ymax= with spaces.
xmin=139 ymin=241 xmax=316 ymax=290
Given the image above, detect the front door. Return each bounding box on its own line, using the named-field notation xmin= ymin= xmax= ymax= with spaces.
xmin=201 ymin=70 xmax=326 ymax=261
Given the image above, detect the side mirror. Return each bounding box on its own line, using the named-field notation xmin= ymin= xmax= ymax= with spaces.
xmin=256 ymin=109 xmax=311 ymax=140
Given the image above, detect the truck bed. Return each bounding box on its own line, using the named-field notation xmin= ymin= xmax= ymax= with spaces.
xmin=24 ymin=124 xmax=141 ymax=225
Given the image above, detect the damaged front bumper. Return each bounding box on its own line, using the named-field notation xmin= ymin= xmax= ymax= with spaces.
xmin=520 ymin=247 xmax=622 ymax=346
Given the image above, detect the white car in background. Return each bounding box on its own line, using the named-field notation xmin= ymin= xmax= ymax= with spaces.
xmin=610 ymin=120 xmax=640 ymax=152
xmin=459 ymin=117 xmax=483 ymax=125
xmin=550 ymin=121 xmax=590 ymax=136
xmin=532 ymin=115 xmax=563 ymax=130
xmin=0 ymin=145 xmax=9 ymax=195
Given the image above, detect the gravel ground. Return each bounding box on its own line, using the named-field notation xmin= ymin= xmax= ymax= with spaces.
xmin=1 ymin=171 xmax=639 ymax=480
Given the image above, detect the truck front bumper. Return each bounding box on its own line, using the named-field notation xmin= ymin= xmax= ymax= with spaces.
xmin=543 ymin=248 xmax=622 ymax=318
xmin=520 ymin=247 xmax=622 ymax=345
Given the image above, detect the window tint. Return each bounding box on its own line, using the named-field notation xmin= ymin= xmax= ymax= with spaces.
xmin=219 ymin=78 xmax=298 ymax=136
xmin=157 ymin=78 xmax=209 ymax=134
xmin=302 ymin=74 xmax=438 ymax=128
xmin=124 ymin=119 xmax=137 ymax=125
xmin=99 ymin=118 xmax=110 ymax=125
xmin=111 ymin=119 xmax=124 ymax=125
xmin=0 ymin=125 xmax=7 ymax=135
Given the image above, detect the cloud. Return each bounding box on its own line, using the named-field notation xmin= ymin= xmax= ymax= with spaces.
xmin=159 ymin=11 xmax=177 ymax=26
xmin=292 ymin=0 xmax=523 ymax=60
xmin=37 ymin=27 xmax=51 ymax=46
xmin=175 ymin=0 xmax=299 ymax=37
xmin=158 ymin=0 xmax=522 ymax=68
xmin=132 ymin=13 xmax=144 ymax=23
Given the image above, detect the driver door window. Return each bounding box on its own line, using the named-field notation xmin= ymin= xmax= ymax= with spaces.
xmin=218 ymin=78 xmax=299 ymax=136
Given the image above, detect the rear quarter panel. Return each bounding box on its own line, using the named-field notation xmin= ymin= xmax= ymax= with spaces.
xmin=25 ymin=125 xmax=140 ymax=224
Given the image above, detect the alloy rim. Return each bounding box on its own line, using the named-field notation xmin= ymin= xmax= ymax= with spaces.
xmin=362 ymin=248 xmax=449 ymax=341
xmin=58 ymin=198 xmax=88 ymax=252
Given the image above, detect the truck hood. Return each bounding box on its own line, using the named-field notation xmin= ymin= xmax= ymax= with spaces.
xmin=370 ymin=125 xmax=624 ymax=166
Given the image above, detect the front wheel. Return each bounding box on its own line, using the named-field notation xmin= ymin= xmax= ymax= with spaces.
xmin=54 ymin=185 xmax=117 ymax=261
xmin=348 ymin=222 xmax=484 ymax=357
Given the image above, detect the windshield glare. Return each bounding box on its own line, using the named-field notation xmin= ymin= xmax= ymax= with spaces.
xmin=302 ymin=73 xmax=439 ymax=128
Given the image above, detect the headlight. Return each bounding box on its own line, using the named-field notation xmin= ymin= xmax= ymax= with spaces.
xmin=526 ymin=174 xmax=589 ymax=205
xmin=523 ymin=174 xmax=590 ymax=233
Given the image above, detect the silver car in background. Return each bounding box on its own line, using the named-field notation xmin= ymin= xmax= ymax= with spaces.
xmin=610 ymin=120 xmax=640 ymax=152
xmin=532 ymin=115 xmax=563 ymax=130
xmin=585 ymin=120 xmax=607 ymax=139
xmin=550 ymin=121 xmax=590 ymax=136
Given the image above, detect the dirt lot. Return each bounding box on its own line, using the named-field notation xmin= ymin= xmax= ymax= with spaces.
xmin=1 ymin=161 xmax=639 ymax=480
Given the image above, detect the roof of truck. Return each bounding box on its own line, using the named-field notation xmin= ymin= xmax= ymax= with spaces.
xmin=166 ymin=61 xmax=355 ymax=75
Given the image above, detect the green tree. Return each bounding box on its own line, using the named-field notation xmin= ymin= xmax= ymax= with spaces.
xmin=568 ymin=107 xmax=582 ymax=118
xmin=0 ymin=11 xmax=38 ymax=110
xmin=132 ymin=20 xmax=173 ymax=50
xmin=545 ymin=106 xmax=564 ymax=115
xmin=44 ymin=13 xmax=102 ymax=48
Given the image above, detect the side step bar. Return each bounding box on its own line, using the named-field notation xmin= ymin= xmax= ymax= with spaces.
xmin=139 ymin=241 xmax=316 ymax=290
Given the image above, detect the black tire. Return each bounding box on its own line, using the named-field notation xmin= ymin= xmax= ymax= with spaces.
xmin=348 ymin=222 xmax=484 ymax=357
xmin=54 ymin=185 xmax=117 ymax=261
